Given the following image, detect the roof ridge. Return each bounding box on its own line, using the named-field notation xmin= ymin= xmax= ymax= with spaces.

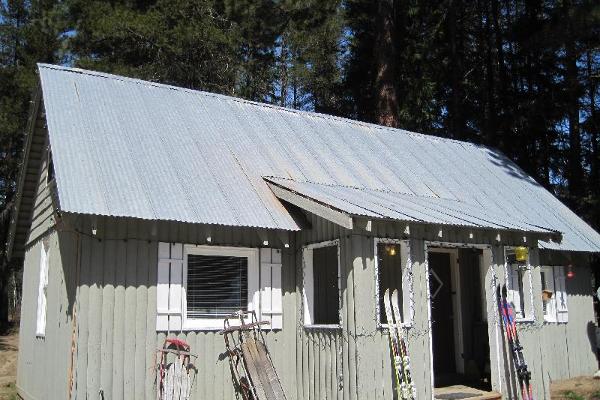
xmin=37 ymin=63 xmax=479 ymax=148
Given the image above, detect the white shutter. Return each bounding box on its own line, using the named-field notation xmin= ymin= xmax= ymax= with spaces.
xmin=554 ymin=266 xmax=568 ymax=323
xmin=260 ymin=248 xmax=283 ymax=329
xmin=508 ymin=265 xmax=522 ymax=318
xmin=156 ymin=242 xmax=184 ymax=331
xmin=36 ymin=240 xmax=50 ymax=336
xmin=541 ymin=266 xmax=557 ymax=322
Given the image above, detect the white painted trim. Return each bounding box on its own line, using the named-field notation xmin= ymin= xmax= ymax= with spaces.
xmin=503 ymin=246 xmax=536 ymax=323
xmin=424 ymin=244 xmax=435 ymax=396
xmin=303 ymin=324 xmax=343 ymax=330
xmin=426 ymin=246 xmax=465 ymax=374
xmin=374 ymin=238 xmax=413 ymax=328
xmin=181 ymin=244 xmax=259 ymax=330
xmin=540 ymin=265 xmax=558 ymax=323
xmin=424 ymin=241 xmax=494 ymax=395
xmin=302 ymin=240 xmax=342 ymax=328
xmin=489 ymin=254 xmax=503 ymax=395
xmin=35 ymin=241 xmax=50 ymax=337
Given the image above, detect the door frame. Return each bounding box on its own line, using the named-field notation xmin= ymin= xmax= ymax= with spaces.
xmin=427 ymin=247 xmax=464 ymax=375
xmin=425 ymin=241 xmax=496 ymax=394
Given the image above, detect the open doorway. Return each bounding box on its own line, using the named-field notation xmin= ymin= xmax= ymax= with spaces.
xmin=429 ymin=247 xmax=491 ymax=391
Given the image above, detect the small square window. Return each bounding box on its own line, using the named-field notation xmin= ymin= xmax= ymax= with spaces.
xmin=303 ymin=241 xmax=341 ymax=327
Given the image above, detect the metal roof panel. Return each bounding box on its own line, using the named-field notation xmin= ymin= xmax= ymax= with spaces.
xmin=37 ymin=64 xmax=600 ymax=250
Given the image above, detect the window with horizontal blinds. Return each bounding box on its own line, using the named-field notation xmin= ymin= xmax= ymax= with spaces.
xmin=186 ymin=254 xmax=248 ymax=319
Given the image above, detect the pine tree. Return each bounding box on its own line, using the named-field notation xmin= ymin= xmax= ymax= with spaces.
xmin=0 ymin=0 xmax=66 ymax=330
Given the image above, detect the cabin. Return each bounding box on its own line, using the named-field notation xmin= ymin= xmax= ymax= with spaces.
xmin=8 ymin=63 xmax=600 ymax=400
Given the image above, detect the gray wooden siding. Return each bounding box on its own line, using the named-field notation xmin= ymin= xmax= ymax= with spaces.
xmin=17 ymin=230 xmax=76 ymax=400
xmin=16 ymin=212 xmax=598 ymax=400
xmin=26 ymin=122 xmax=57 ymax=247
xmin=10 ymin=102 xmax=57 ymax=261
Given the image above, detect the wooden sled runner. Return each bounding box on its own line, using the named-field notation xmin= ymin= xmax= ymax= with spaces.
xmin=220 ymin=311 xmax=287 ymax=400
xmin=155 ymin=338 xmax=198 ymax=400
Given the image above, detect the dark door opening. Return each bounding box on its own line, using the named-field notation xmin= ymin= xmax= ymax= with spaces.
xmin=429 ymin=251 xmax=456 ymax=384
xmin=429 ymin=248 xmax=491 ymax=391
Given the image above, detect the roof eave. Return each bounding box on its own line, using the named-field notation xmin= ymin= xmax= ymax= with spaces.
xmin=6 ymin=85 xmax=42 ymax=263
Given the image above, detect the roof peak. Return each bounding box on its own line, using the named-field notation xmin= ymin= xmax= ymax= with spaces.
xmin=37 ymin=63 xmax=479 ymax=148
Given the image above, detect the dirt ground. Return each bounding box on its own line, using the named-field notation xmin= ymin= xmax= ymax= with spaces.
xmin=551 ymin=376 xmax=600 ymax=399
xmin=0 ymin=329 xmax=17 ymax=400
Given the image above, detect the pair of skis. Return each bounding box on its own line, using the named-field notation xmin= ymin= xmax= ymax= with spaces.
xmin=498 ymin=285 xmax=534 ymax=400
xmin=384 ymin=288 xmax=416 ymax=399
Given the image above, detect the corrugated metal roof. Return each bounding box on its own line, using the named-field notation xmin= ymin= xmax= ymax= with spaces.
xmin=265 ymin=177 xmax=554 ymax=233
xmin=38 ymin=64 xmax=600 ymax=251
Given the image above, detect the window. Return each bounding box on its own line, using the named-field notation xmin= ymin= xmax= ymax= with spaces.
xmin=46 ymin=149 xmax=55 ymax=184
xmin=186 ymin=254 xmax=248 ymax=318
xmin=505 ymin=247 xmax=534 ymax=321
xmin=157 ymin=243 xmax=282 ymax=331
xmin=182 ymin=246 xmax=259 ymax=330
xmin=36 ymin=240 xmax=50 ymax=337
xmin=540 ymin=266 xmax=568 ymax=323
xmin=375 ymin=239 xmax=412 ymax=326
xmin=303 ymin=241 xmax=341 ymax=327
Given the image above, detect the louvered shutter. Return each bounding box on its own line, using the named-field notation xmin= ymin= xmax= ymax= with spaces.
xmin=554 ymin=266 xmax=568 ymax=323
xmin=157 ymin=242 xmax=183 ymax=331
xmin=259 ymin=248 xmax=283 ymax=329
xmin=507 ymin=266 xmax=523 ymax=318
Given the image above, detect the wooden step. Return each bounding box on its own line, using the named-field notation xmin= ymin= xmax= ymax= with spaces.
xmin=434 ymin=385 xmax=502 ymax=400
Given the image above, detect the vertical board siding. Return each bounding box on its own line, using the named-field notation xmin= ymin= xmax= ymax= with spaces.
xmin=17 ymin=230 xmax=75 ymax=400
xmin=16 ymin=213 xmax=599 ymax=400
xmin=64 ymin=217 xmax=299 ymax=400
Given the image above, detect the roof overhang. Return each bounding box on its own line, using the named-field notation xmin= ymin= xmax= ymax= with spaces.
xmin=265 ymin=176 xmax=562 ymax=242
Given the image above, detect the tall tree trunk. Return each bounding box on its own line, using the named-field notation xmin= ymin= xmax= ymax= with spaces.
xmin=564 ymin=0 xmax=584 ymax=204
xmin=447 ymin=0 xmax=464 ymax=139
xmin=374 ymin=0 xmax=399 ymax=128
xmin=491 ymin=0 xmax=509 ymax=151
xmin=483 ymin=0 xmax=497 ymax=146
xmin=279 ymin=34 xmax=288 ymax=107
xmin=587 ymin=49 xmax=599 ymax=218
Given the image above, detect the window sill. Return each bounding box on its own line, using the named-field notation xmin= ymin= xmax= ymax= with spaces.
xmin=379 ymin=322 xmax=413 ymax=330
xmin=515 ymin=317 xmax=535 ymax=324
xmin=543 ymin=319 xmax=567 ymax=325
xmin=304 ymin=324 xmax=342 ymax=330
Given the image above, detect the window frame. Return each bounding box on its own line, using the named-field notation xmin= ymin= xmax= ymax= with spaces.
xmin=374 ymin=238 xmax=413 ymax=328
xmin=540 ymin=265 xmax=568 ymax=324
xmin=504 ymin=246 xmax=535 ymax=323
xmin=302 ymin=240 xmax=342 ymax=329
xmin=35 ymin=240 xmax=50 ymax=337
xmin=182 ymin=245 xmax=259 ymax=330
xmin=540 ymin=265 xmax=557 ymax=323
